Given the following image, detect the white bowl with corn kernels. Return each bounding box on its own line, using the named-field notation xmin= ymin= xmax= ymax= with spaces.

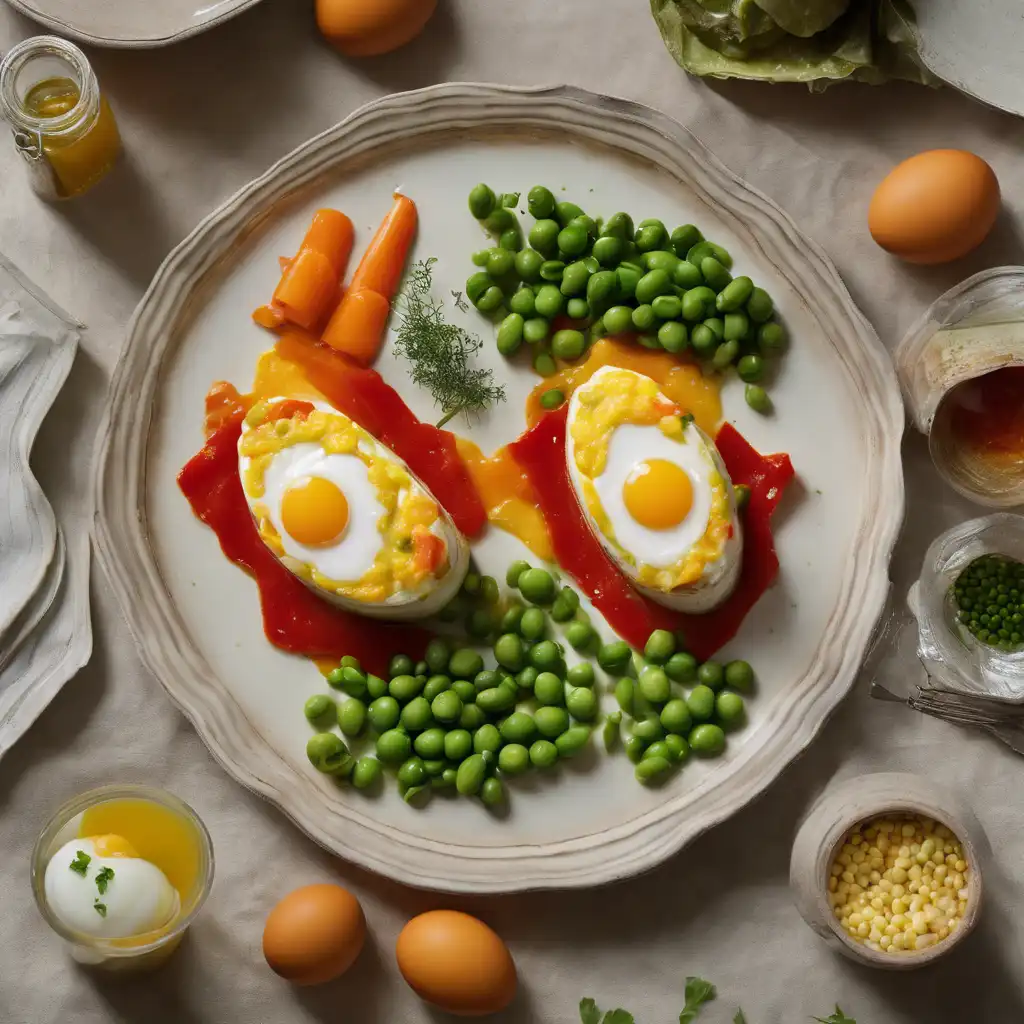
xmin=790 ymin=773 xmax=985 ymax=969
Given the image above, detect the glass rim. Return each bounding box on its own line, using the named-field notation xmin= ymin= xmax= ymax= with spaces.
xmin=31 ymin=784 xmax=215 ymax=956
xmin=0 ymin=35 xmax=99 ymax=139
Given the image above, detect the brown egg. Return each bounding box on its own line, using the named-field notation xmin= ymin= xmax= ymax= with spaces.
xmin=868 ymin=149 xmax=1000 ymax=265
xmin=263 ymin=883 xmax=365 ymax=986
xmin=316 ymin=0 xmax=438 ymax=57
xmin=396 ymin=910 xmax=517 ymax=1016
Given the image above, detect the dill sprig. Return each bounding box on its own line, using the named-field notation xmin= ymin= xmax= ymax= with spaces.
xmin=393 ymin=258 xmax=505 ymax=428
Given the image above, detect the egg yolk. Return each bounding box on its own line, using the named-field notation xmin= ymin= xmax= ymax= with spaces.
xmin=281 ymin=476 xmax=350 ymax=546
xmin=90 ymin=834 xmax=139 ymax=858
xmin=623 ymin=459 xmax=693 ymax=530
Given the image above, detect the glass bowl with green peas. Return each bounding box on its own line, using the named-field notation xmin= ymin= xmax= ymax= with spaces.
xmin=909 ymin=513 xmax=1024 ymax=703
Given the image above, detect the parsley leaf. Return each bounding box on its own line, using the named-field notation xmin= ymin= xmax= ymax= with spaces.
xmin=814 ymin=1009 xmax=856 ymax=1024
xmin=602 ymin=1012 xmax=634 ymax=1024
xmin=95 ymin=866 xmax=115 ymax=894
xmin=579 ymin=999 xmax=601 ymax=1024
xmin=69 ymin=850 xmax=91 ymax=876
xmin=93 ymin=901 xmax=107 ymax=917
xmin=734 ymin=1012 xmax=748 ymax=1024
xmin=679 ymin=977 xmax=716 ymax=1023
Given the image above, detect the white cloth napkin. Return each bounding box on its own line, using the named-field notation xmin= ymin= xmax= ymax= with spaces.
xmin=0 ymin=254 xmax=92 ymax=760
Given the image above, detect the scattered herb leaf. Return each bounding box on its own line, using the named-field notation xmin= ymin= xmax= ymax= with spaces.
xmin=679 ymin=977 xmax=716 ymax=1023
xmin=734 ymin=1012 xmax=748 ymax=1024
xmin=95 ymin=866 xmax=115 ymax=894
xmin=815 ymin=1009 xmax=856 ymax=1024
xmin=93 ymin=901 xmax=107 ymax=917
xmin=580 ymin=998 xmax=601 ymax=1024
xmin=393 ymin=258 xmax=505 ymax=428
xmin=602 ymin=1012 xmax=634 ymax=1024
xmin=451 ymin=289 xmax=470 ymax=313
xmin=69 ymin=850 xmax=91 ymax=876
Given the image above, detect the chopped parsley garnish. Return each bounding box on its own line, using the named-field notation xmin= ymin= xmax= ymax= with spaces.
xmin=69 ymin=850 xmax=91 ymax=876
xmin=95 ymin=866 xmax=115 ymax=894
xmin=93 ymin=901 xmax=107 ymax=917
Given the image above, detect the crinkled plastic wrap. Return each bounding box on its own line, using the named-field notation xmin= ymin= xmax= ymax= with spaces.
xmin=908 ymin=514 xmax=1024 ymax=704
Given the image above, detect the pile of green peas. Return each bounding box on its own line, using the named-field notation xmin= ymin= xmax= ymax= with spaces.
xmin=952 ymin=554 xmax=1024 ymax=650
xmin=465 ymin=182 xmax=787 ymax=413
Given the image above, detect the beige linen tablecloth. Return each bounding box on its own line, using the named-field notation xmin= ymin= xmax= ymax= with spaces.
xmin=3 ymin=2 xmax=1024 ymax=1020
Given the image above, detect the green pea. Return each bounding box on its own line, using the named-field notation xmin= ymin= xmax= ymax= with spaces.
xmin=638 ymin=666 xmax=671 ymax=704
xmin=670 ymin=224 xmax=703 ymax=257
xmin=690 ymin=323 xmax=716 ymax=356
xmin=483 ymin=206 xmax=517 ymax=234
xmin=460 ymin=703 xmax=487 ymax=731
xmin=540 ymin=260 xmax=566 ymax=283
xmin=635 ymin=222 xmax=668 ymax=253
xmin=747 ymin=287 xmax=774 ymax=323
xmin=534 ymin=351 xmax=557 ymax=377
xmin=641 ymin=250 xmax=679 ymax=275
xmin=367 ymin=695 xmax=400 ymax=733
xmin=592 ymin=235 xmax=624 ymax=267
xmin=365 ymin=673 xmax=388 ymax=700
xmin=630 ymin=304 xmax=656 ymax=332
xmin=644 ymin=740 xmax=673 ymax=763
xmin=513 ymin=609 xmax=545 ymax=645
xmin=531 ymin=706 xmax=567 ymax=741
xmin=724 ymin=660 xmax=755 ymax=693
xmin=480 ymin=575 xmax=500 ymax=605
xmin=552 ymin=329 xmax=586 ymax=360
xmin=452 ymin=679 xmax=476 ymax=704
xmin=495 ymin=313 xmax=524 ymax=356
xmin=566 ymin=687 xmax=599 ymax=722
xmin=512 ymin=249 xmax=542 ymax=285
xmin=435 ymin=767 xmax=458 ymax=789
xmin=603 ymin=305 xmax=633 ymax=335
xmin=716 ymin=690 xmax=746 ymax=728
xmin=625 ymin=735 xmax=647 ymax=763
xmin=465 ymin=272 xmax=491 ymax=304
xmin=735 ymin=354 xmax=762 ymax=384
xmin=499 ymin=227 xmax=523 ymax=252
xmin=476 ymin=285 xmax=504 ymax=314
xmin=396 ymin=756 xmax=426 ymax=788
xmin=560 ymin=262 xmax=591 ymax=297
xmin=415 ymin=661 xmax=429 ymax=677
xmin=497 ymin=608 xmax=524 ymax=641
xmin=555 ymin=725 xmax=592 ymax=758
xmin=550 ymin=587 xmax=579 ymax=622
xmin=472 ymin=248 xmax=491 ymax=267
xmin=476 ymin=776 xmax=503 ymax=807
xmin=614 ymin=677 xmax=635 ymax=717
xmin=401 ymin=696 xmax=433 ymax=732
xmin=650 ymin=295 xmax=681 ymax=322
xmin=468 ymin=183 xmax=496 ymax=220
xmin=338 ymin=699 xmax=366 ymax=737
xmin=473 ymin=723 xmax=503 ymax=755
xmin=443 ymin=729 xmax=472 ymax=762
xmin=449 ymin=649 xmax=484 ymax=680
xmin=413 ymin=727 xmax=445 ymax=760
xmin=686 ymin=684 xmax=716 ymax=722
xmin=557 ymin=223 xmax=589 ymax=257
xmin=565 ymin=621 xmax=595 ymax=652
xmin=555 ymin=200 xmax=585 ymax=227
xmin=723 ymin=311 xmax=749 ymax=343
xmin=690 ymin=723 xmax=726 ymax=756
xmin=665 ymin=652 xmax=698 ymax=683
xmin=696 ymin=661 xmax=724 ymax=690
xmin=635 ymin=269 xmax=672 ymax=305
xmin=528 ymin=185 xmax=556 ymax=219
xmin=636 ymin=756 xmax=673 ymax=785
xmin=423 ymin=638 xmax=449 ymax=675
xmin=712 ymin=340 xmax=739 ymax=370
xmin=603 ymin=710 xmax=622 ymax=751
xmin=700 ymin=257 xmax=732 ymax=292
xmin=566 ymin=662 xmax=594 ymax=688
xmin=616 ymin=263 xmax=642 ymax=301
xmin=456 ymin=754 xmax=488 ymax=796
xmin=522 ymin=739 xmax=553 ymax=769
xmin=681 ymin=287 xmax=714 ymax=321
xmin=476 ymin=685 xmax=516 ymax=714
xmin=519 ymin=568 xmax=556 ymax=605
xmin=688 ymin=240 xmax=732 ymax=269
xmin=497 ymin=712 xmax=533 ymax=746
xmin=601 ymin=212 xmax=633 ymax=240
xmin=660 ymin=698 xmax=692 ymax=736
xmin=565 ymin=298 xmax=589 ymax=321
xmin=474 ymin=669 xmax=500 ymax=693
xmin=665 ymin=734 xmax=690 ymax=762
xmin=716 ymin=276 xmax=753 ymax=312
xmin=498 ymin=742 xmax=530 ymax=775
xmin=389 ymin=673 xmax=422 ymax=702
xmin=304 ymin=694 xmax=335 ymax=725
xmin=506 ymin=560 xmax=531 ymax=588
xmin=701 ymin=316 xmax=723 ymax=341
xmin=521 ymin=318 xmax=549 ymax=346
xmin=529 ymin=218 xmax=560 ymax=255
xmin=332 ymin=666 xmax=364 ymax=699
xmin=745 ymin=384 xmax=772 ymax=414
xmin=529 ymin=640 xmax=563 ymax=672
xmin=485 ymin=248 xmax=514 ymax=278
xmin=534 ymin=284 xmax=565 ymax=320
xmin=632 ymin=715 xmax=664 ymax=744
xmin=306 ymin=733 xmax=351 ymax=775
xmin=636 ymin=333 xmax=660 ymax=350
xmin=532 ymin=671 xmax=563 ymax=706
xmin=491 ymin=634 xmax=523 ymax=673
xmin=376 ymin=729 xmax=412 ymax=764
xmin=351 ymin=756 xmax=382 ymax=790
xmin=644 ymin=629 xmax=676 ymax=664
xmin=758 ymin=321 xmax=787 ymax=354
xmin=598 ymin=640 xmax=631 ymax=675
xmin=673 ymin=260 xmax=703 ymax=289
xmin=430 ymin=690 xmax=462 ymax=726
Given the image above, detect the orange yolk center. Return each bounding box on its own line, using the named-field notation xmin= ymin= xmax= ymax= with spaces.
xmin=622 ymin=459 xmax=693 ymax=530
xmin=281 ymin=476 xmax=349 ymax=546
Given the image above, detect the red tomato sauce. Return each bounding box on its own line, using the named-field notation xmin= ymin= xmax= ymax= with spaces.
xmin=177 ymin=416 xmax=427 ymax=674
xmin=509 ymin=407 xmax=794 ymax=661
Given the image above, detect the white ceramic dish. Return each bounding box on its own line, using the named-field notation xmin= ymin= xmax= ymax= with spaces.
xmin=94 ymin=83 xmax=905 ymax=893
xmin=3 ymin=0 xmax=262 ymax=48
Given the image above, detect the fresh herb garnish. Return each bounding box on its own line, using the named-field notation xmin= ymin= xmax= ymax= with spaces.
xmin=69 ymin=850 xmax=91 ymax=876
xmin=815 ymin=1010 xmax=856 ymax=1024
xmin=93 ymin=901 xmax=107 ymax=917
xmin=95 ymin=866 xmax=115 ymax=894
xmin=393 ymin=258 xmax=505 ymax=428
xmin=679 ymin=977 xmax=716 ymax=1023
xmin=451 ymin=289 xmax=470 ymax=314
xmin=734 ymin=1013 xmax=748 ymax=1024
xmin=680 ymin=413 xmax=695 ymax=429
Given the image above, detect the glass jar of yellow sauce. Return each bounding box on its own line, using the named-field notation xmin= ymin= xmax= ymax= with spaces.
xmin=0 ymin=36 xmax=121 ymax=200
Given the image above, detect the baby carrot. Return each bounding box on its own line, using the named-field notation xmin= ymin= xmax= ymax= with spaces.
xmin=348 ymin=193 xmax=417 ymax=299
xmin=300 ymin=208 xmax=355 ymax=278
xmin=321 ymin=288 xmax=391 ymax=364
xmin=272 ymin=248 xmax=338 ymax=331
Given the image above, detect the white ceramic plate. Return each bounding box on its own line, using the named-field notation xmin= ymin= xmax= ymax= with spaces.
xmin=4 ymin=0 xmax=261 ymax=47
xmin=94 ymin=84 xmax=905 ymax=893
